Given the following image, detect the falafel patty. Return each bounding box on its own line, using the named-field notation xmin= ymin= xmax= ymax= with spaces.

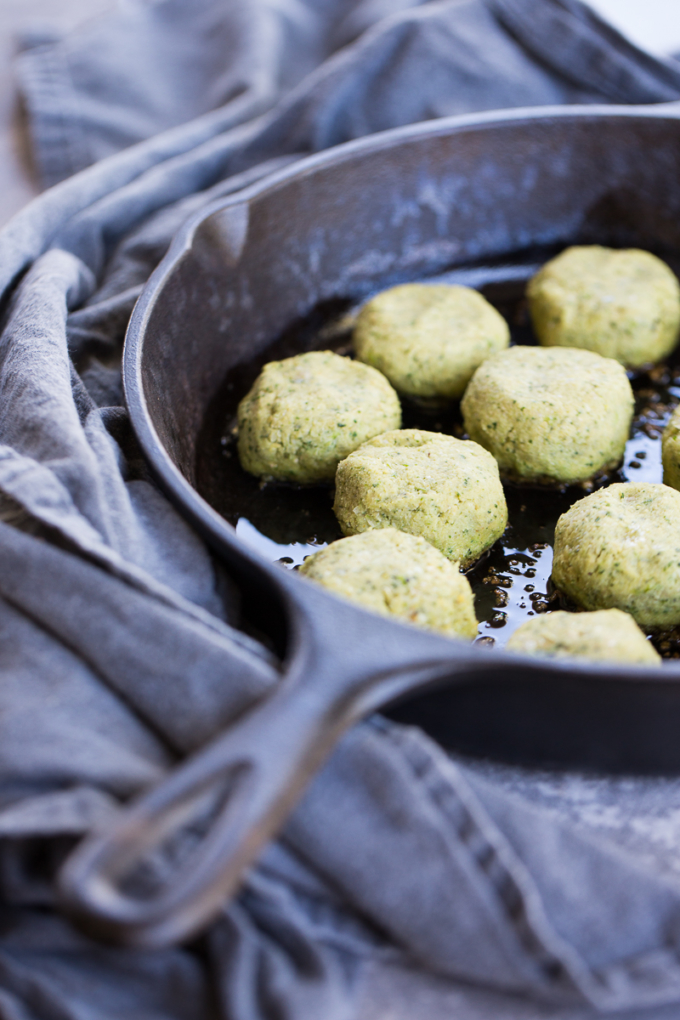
xmin=461 ymin=346 xmax=633 ymax=484
xmin=354 ymin=283 xmax=509 ymax=403
xmin=552 ymin=482 xmax=680 ymax=628
xmin=506 ymin=609 xmax=660 ymax=665
xmin=333 ymin=429 xmax=507 ymax=567
xmin=662 ymin=403 xmax=680 ymax=492
xmin=237 ymin=350 xmax=401 ymax=483
xmin=527 ymin=246 xmax=680 ymax=368
xmin=299 ymin=528 xmax=478 ymax=638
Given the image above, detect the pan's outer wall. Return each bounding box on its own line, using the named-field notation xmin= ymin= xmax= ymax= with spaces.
xmin=139 ymin=111 xmax=680 ymax=484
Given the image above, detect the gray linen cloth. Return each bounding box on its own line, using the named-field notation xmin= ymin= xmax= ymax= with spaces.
xmin=4 ymin=1 xmax=680 ymax=1017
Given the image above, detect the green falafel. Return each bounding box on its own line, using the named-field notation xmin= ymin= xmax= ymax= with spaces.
xmin=461 ymin=346 xmax=633 ymax=484
xmin=353 ymin=283 xmax=509 ymax=403
xmin=552 ymin=482 xmax=680 ymax=628
xmin=299 ymin=528 xmax=478 ymax=638
xmin=506 ymin=609 xmax=660 ymax=665
xmin=237 ymin=350 xmax=401 ymax=483
xmin=333 ymin=429 xmax=507 ymax=567
xmin=662 ymin=403 xmax=680 ymax=492
xmin=527 ymin=246 xmax=680 ymax=368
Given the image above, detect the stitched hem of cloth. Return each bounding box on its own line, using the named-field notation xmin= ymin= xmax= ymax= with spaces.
xmin=16 ymin=43 xmax=92 ymax=188
xmin=376 ymin=719 xmax=680 ymax=1012
xmin=488 ymin=0 xmax=680 ymax=104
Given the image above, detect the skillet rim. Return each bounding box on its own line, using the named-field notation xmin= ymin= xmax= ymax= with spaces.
xmin=122 ymin=102 xmax=680 ymax=683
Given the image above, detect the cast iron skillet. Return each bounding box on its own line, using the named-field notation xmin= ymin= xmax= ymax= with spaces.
xmin=60 ymin=106 xmax=680 ymax=949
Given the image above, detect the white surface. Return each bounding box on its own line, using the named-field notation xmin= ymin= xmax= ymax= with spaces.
xmin=588 ymin=0 xmax=680 ymax=56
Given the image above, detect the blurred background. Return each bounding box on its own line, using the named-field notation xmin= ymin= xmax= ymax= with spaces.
xmin=1 ymin=0 xmax=680 ymax=228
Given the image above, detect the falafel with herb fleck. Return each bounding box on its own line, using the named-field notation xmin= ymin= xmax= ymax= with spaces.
xmin=552 ymin=483 xmax=680 ymax=628
xmin=506 ymin=609 xmax=660 ymax=665
xmin=527 ymin=246 xmax=680 ymax=368
xmin=237 ymin=350 xmax=401 ymax=484
xmin=300 ymin=528 xmax=478 ymax=638
xmin=333 ymin=429 xmax=507 ymax=567
xmin=662 ymin=403 xmax=680 ymax=492
xmin=461 ymin=346 xmax=633 ymax=484
xmin=354 ymin=282 xmax=509 ymax=403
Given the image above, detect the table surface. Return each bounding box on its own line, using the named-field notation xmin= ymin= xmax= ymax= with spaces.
xmin=0 ymin=0 xmax=679 ymax=228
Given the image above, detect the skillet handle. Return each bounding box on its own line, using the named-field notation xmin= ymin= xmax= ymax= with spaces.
xmin=58 ymin=673 xmax=343 ymax=948
xmin=58 ymin=643 xmax=457 ymax=949
xmin=57 ymin=559 xmax=470 ymax=950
